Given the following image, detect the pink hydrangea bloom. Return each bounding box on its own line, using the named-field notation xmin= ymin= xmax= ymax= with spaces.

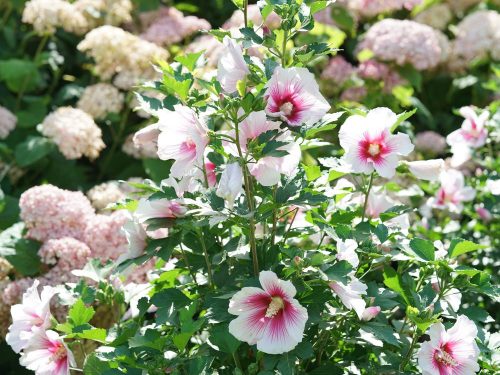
xmin=339 ymin=108 xmax=414 ymax=178
xmin=156 ymin=105 xmax=209 ymax=178
xmin=20 ymin=329 xmax=76 ymax=375
xmin=19 ymin=185 xmax=95 ymax=242
xmin=358 ymin=19 xmax=447 ymax=70
xmin=1 ymin=278 xmax=34 ymax=306
xmin=0 ymin=105 xmax=17 ymax=139
xmin=140 ymin=7 xmax=210 ymax=46
xmin=415 ymin=131 xmax=447 ymax=155
xmin=38 ymin=237 xmax=92 ymax=284
xmin=265 ymin=67 xmax=330 ymax=127
xmin=6 ymin=280 xmax=55 ymax=353
xmin=350 ymin=0 xmax=422 ymax=18
xmin=228 ymin=270 xmax=308 ymax=354
xmin=340 ymin=86 xmax=367 ymax=102
xmin=83 ymin=210 xmax=129 ymax=261
xmin=321 ymin=56 xmax=355 ymax=86
xmin=417 ymin=315 xmax=479 ymax=375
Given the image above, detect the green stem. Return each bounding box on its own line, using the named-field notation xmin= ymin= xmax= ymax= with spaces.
xmin=243 ymin=0 xmax=248 ymax=28
xmin=98 ymin=98 xmax=131 ymax=180
xmin=233 ymin=112 xmax=259 ymax=276
xmin=400 ymin=329 xmax=419 ymax=371
xmin=197 ymin=228 xmax=214 ymax=289
xmin=179 ymin=243 xmax=199 ymax=287
xmin=361 ymin=172 xmax=375 ymax=222
xmin=281 ymin=29 xmax=288 ymax=67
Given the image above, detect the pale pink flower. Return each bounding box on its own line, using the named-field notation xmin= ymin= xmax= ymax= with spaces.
xmin=156 ymin=106 xmax=209 ymax=178
xmin=133 ymin=123 xmax=160 ymax=154
xmin=336 ymin=239 xmax=359 ymax=269
xmin=364 ymin=190 xmax=394 ymax=219
xmin=329 ymin=277 xmax=367 ymax=319
xmin=217 ymin=36 xmax=250 ymax=94
xmin=361 ymin=306 xmax=381 ymax=321
xmin=447 ymin=107 xmax=489 ymax=150
xmin=415 ymin=131 xmax=447 ymax=156
xmin=228 ymin=270 xmax=308 ymax=354
xmin=407 ymin=159 xmax=445 ymax=181
xmin=339 ymin=108 xmax=414 ymax=178
xmin=216 ymin=162 xmax=243 ymax=207
xmin=417 ymin=315 xmax=479 ymax=375
xmin=120 ymin=216 xmax=148 ymax=261
xmin=486 ymin=179 xmax=500 ymax=195
xmin=6 ymin=280 xmax=55 ymax=353
xmin=135 ymin=198 xmax=187 ymax=223
xmin=227 ymin=111 xmax=301 ymax=186
xmin=19 ymin=329 xmax=76 ymax=375
xmin=264 ymin=67 xmax=330 ymax=127
xmin=432 ymin=169 xmax=475 ymax=213
xmin=340 ymin=86 xmax=367 ymax=102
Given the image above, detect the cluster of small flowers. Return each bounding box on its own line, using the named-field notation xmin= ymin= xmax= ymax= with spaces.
xmin=0 ymin=105 xmax=17 ymax=139
xmin=321 ymin=56 xmax=406 ymax=99
xmin=77 ymin=83 xmax=124 ymax=120
xmin=74 ymin=0 xmax=133 ymax=30
xmin=22 ymin=0 xmax=132 ymax=35
xmin=357 ymin=19 xmax=449 ymax=70
xmin=345 ymin=0 xmax=422 ymax=18
xmin=77 ymin=25 xmax=168 ymax=88
xmin=413 ymin=3 xmax=453 ymax=30
xmin=39 ymin=107 xmax=105 ymax=160
xmin=86 ymin=181 xmax=127 ymax=211
xmin=22 ymin=0 xmax=88 ymax=35
xmin=140 ymin=7 xmax=211 ymax=46
xmin=448 ymin=10 xmax=500 ymax=71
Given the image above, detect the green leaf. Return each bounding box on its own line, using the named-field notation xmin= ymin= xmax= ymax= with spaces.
xmin=0 ymin=59 xmax=41 ymax=92
xmin=409 ymin=238 xmax=435 ymax=261
xmin=151 ymin=288 xmax=191 ymax=309
xmin=448 ymin=239 xmax=486 ymax=258
xmin=14 ymin=136 xmax=54 ymax=167
xmin=175 ymin=51 xmax=204 ymax=72
xmin=303 ymin=164 xmax=321 ymax=181
xmin=69 ymin=299 xmax=95 ymax=327
xmin=391 ymin=109 xmax=417 ymax=132
xmin=361 ymin=322 xmax=400 ymax=347
xmin=209 ymin=324 xmax=240 ymax=354
xmin=325 ymin=260 xmax=353 ymax=284
xmin=240 ymin=27 xmax=264 ymax=44
xmin=76 ymin=328 xmax=107 ymax=342
xmin=83 ymin=354 xmax=111 ymax=375
xmin=383 ymin=267 xmax=411 ymax=305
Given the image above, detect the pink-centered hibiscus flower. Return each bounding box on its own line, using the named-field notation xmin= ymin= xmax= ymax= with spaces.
xmin=226 ymin=111 xmax=301 ymax=186
xmin=156 ymin=105 xmax=209 ymax=178
xmin=339 ymin=108 xmax=414 ymax=178
xmin=431 ymin=169 xmax=475 ymax=213
xmin=228 ymin=270 xmax=308 ymax=354
xmin=329 ymin=276 xmax=367 ymax=319
xmin=447 ymin=106 xmax=489 ymax=149
xmin=417 ymin=315 xmax=480 ymax=375
xmin=6 ymin=280 xmax=55 ymax=353
xmin=19 ymin=329 xmax=76 ymax=375
xmin=264 ymin=67 xmax=330 ymax=127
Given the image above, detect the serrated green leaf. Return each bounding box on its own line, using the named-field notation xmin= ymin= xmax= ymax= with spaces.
xmin=409 ymin=238 xmax=435 ymax=261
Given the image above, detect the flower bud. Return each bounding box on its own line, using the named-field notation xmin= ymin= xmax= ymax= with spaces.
xmin=361 ymin=306 xmax=381 ymax=321
xmin=216 ymin=162 xmax=243 ymax=207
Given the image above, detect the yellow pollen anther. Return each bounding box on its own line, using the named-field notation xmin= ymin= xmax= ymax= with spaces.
xmin=52 ymin=345 xmax=67 ymax=362
xmin=265 ymin=296 xmax=285 ymax=318
xmin=434 ymin=349 xmax=457 ymax=367
xmin=368 ymin=143 xmax=380 ymax=156
xmin=280 ymin=102 xmax=294 ymax=116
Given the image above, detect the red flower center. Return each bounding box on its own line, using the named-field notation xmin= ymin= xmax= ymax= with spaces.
xmin=50 ymin=342 xmax=67 ymax=362
xmin=434 ymin=345 xmax=457 ymax=368
xmin=180 ymin=138 xmax=196 ymax=156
